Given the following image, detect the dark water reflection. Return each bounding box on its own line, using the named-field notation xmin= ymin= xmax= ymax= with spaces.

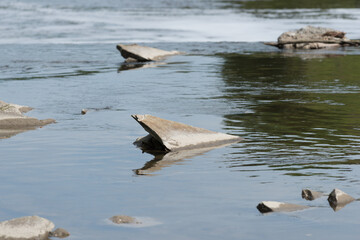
xmin=219 ymin=51 xmax=360 ymax=179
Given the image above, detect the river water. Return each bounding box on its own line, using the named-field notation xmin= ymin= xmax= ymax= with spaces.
xmin=1 ymin=0 xmax=360 ymax=239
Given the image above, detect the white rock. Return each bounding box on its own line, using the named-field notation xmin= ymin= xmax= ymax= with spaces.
xmin=132 ymin=114 xmax=242 ymax=152
xmin=257 ymin=201 xmax=309 ymax=213
xmin=0 ymin=216 xmax=55 ymax=240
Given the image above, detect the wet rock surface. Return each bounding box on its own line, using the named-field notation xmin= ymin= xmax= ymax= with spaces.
xmin=109 ymin=215 xmax=140 ymax=224
xmin=264 ymin=25 xmax=360 ymax=49
xmin=116 ymin=44 xmax=181 ymax=62
xmin=327 ymin=189 xmax=355 ymax=211
xmin=257 ymin=201 xmax=309 ymax=213
xmin=0 ymin=216 xmax=54 ymax=240
xmin=302 ymin=189 xmax=324 ymax=201
xmin=0 ymin=100 xmax=55 ymax=139
xmin=132 ymin=114 xmax=242 ymax=152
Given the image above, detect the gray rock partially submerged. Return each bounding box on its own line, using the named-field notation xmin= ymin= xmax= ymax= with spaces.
xmin=109 ymin=215 xmax=140 ymax=225
xmin=0 ymin=100 xmax=55 ymax=139
xmin=132 ymin=114 xmax=242 ymax=152
xmin=264 ymin=25 xmax=360 ymax=49
xmin=257 ymin=201 xmax=309 ymax=213
xmin=301 ymin=189 xmax=324 ymax=201
xmin=0 ymin=216 xmax=54 ymax=240
xmin=117 ymin=44 xmax=181 ymax=62
xmin=328 ymin=188 xmax=355 ymax=211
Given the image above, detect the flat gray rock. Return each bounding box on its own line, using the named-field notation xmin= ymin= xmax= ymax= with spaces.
xmin=132 ymin=114 xmax=242 ymax=152
xmin=109 ymin=215 xmax=140 ymax=224
xmin=117 ymin=44 xmax=180 ymax=62
xmin=257 ymin=201 xmax=309 ymax=213
xmin=0 ymin=100 xmax=55 ymax=139
xmin=328 ymin=189 xmax=355 ymax=211
xmin=0 ymin=216 xmax=54 ymax=240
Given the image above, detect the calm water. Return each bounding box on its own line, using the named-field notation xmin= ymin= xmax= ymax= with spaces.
xmin=1 ymin=1 xmax=360 ymax=240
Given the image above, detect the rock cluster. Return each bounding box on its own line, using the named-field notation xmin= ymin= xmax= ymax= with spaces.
xmin=264 ymin=26 xmax=360 ymax=49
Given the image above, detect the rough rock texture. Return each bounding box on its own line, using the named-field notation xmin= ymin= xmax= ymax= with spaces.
xmin=328 ymin=189 xmax=355 ymax=211
xmin=257 ymin=201 xmax=309 ymax=213
xmin=301 ymin=189 xmax=324 ymax=200
xmin=109 ymin=215 xmax=139 ymax=224
xmin=264 ymin=26 xmax=359 ymax=49
xmin=132 ymin=114 xmax=242 ymax=152
xmin=116 ymin=44 xmax=180 ymax=62
xmin=0 ymin=216 xmax=54 ymax=240
xmin=49 ymin=228 xmax=70 ymax=238
xmin=0 ymin=100 xmax=55 ymax=139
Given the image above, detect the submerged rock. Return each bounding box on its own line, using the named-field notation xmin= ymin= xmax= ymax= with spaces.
xmin=328 ymin=189 xmax=355 ymax=211
xmin=116 ymin=44 xmax=181 ymax=62
xmin=264 ymin=25 xmax=360 ymax=49
xmin=49 ymin=228 xmax=70 ymax=238
xmin=301 ymin=189 xmax=324 ymax=201
xmin=0 ymin=100 xmax=55 ymax=139
xmin=109 ymin=215 xmax=140 ymax=224
xmin=132 ymin=114 xmax=242 ymax=152
xmin=0 ymin=216 xmax=54 ymax=240
xmin=257 ymin=201 xmax=309 ymax=213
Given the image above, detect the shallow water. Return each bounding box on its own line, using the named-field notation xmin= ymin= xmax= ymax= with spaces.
xmin=1 ymin=1 xmax=360 ymax=240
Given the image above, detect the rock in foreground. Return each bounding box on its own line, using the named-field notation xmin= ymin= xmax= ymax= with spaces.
xmin=264 ymin=25 xmax=360 ymax=49
xmin=116 ymin=44 xmax=181 ymax=62
xmin=0 ymin=100 xmax=55 ymax=139
xmin=257 ymin=201 xmax=309 ymax=213
xmin=49 ymin=228 xmax=70 ymax=238
xmin=328 ymin=189 xmax=355 ymax=211
xmin=0 ymin=216 xmax=54 ymax=240
xmin=132 ymin=114 xmax=242 ymax=152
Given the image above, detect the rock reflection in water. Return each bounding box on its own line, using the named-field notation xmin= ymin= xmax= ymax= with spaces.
xmin=118 ymin=61 xmax=166 ymax=72
xmin=134 ymin=144 xmax=234 ymax=175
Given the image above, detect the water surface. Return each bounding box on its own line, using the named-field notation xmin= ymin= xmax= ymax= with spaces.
xmin=1 ymin=0 xmax=360 ymax=240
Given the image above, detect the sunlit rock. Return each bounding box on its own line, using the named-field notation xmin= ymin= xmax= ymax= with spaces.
xmin=257 ymin=201 xmax=309 ymax=213
xmin=116 ymin=44 xmax=181 ymax=62
xmin=132 ymin=114 xmax=242 ymax=152
xmin=49 ymin=228 xmax=70 ymax=238
xmin=264 ymin=25 xmax=360 ymax=49
xmin=327 ymin=188 xmax=355 ymax=211
xmin=0 ymin=216 xmax=54 ymax=240
xmin=0 ymin=100 xmax=55 ymax=139
xmin=301 ymin=189 xmax=324 ymax=201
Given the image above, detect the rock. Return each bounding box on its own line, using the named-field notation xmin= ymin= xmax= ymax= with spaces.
xmin=301 ymin=189 xmax=324 ymax=200
xmin=264 ymin=25 xmax=360 ymax=49
xmin=328 ymin=189 xmax=355 ymax=211
xmin=0 ymin=100 xmax=55 ymax=139
xmin=49 ymin=228 xmax=70 ymax=238
xmin=132 ymin=114 xmax=242 ymax=152
xmin=109 ymin=215 xmax=140 ymax=224
xmin=81 ymin=109 xmax=88 ymax=115
xmin=116 ymin=44 xmax=181 ymax=62
xmin=257 ymin=201 xmax=309 ymax=213
xmin=0 ymin=216 xmax=54 ymax=240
